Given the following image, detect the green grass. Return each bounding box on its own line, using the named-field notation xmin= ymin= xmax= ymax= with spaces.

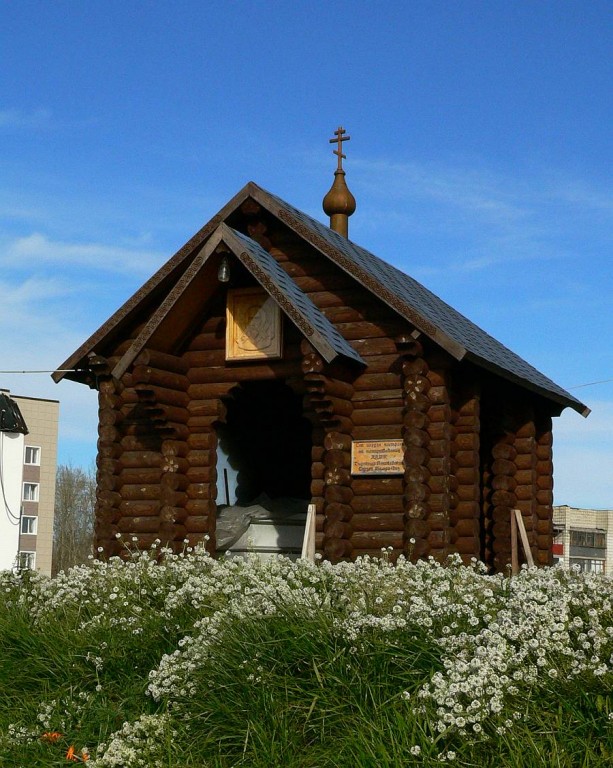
xmin=2 ymin=547 xmax=613 ymax=766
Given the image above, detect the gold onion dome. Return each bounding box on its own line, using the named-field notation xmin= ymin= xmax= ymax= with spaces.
xmin=322 ymin=126 xmax=356 ymax=238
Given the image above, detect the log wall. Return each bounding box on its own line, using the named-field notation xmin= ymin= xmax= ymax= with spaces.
xmin=91 ymin=207 xmax=559 ymax=569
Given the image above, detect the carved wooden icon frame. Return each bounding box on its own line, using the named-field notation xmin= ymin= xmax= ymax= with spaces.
xmin=226 ymin=287 xmax=282 ymax=361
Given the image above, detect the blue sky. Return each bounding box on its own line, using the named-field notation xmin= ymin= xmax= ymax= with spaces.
xmin=1 ymin=1 xmax=611 ymax=507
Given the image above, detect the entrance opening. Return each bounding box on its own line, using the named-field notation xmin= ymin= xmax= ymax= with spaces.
xmin=215 ymin=379 xmax=312 ymax=557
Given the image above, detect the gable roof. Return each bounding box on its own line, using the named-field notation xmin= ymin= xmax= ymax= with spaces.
xmin=54 ymin=182 xmax=589 ymax=416
xmin=111 ymin=224 xmax=364 ymax=379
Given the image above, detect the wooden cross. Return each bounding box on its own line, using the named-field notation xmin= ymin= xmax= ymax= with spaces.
xmin=329 ymin=126 xmax=350 ymax=170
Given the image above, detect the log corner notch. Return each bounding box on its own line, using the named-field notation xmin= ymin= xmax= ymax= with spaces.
xmin=302 ymin=340 xmax=355 ymax=563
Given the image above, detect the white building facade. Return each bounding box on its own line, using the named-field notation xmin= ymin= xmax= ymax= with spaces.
xmin=553 ymin=505 xmax=613 ymax=574
xmin=0 ymin=390 xmax=58 ymax=575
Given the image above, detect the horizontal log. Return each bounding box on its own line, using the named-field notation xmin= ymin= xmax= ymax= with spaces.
xmin=514 ymin=437 xmax=535 ymax=455
xmin=403 ymin=426 xmax=429 ymax=448
xmin=536 ymin=490 xmax=553 ymax=505
xmin=187 ymin=483 xmax=214 ymax=500
xmin=492 ymin=444 xmax=517 ymax=462
xmin=491 ymin=490 xmax=515 ymax=507
xmin=311 ymin=396 xmax=353 ymax=418
xmin=492 ymin=475 xmax=517 ymax=492
xmin=312 ymin=461 xmax=325 ymax=480
xmin=324 ymin=502 xmax=353 ymax=522
xmin=427 ymin=456 xmax=451 ymax=476
xmin=333 ymin=320 xmax=403 ymax=340
xmin=134 ymin=384 xmax=190 ymax=409
xmin=351 ymin=512 xmax=405 ymax=532
xmin=325 ymin=467 xmax=352 ymax=486
xmin=188 ymin=382 xmax=239 ymax=399
xmin=402 ymin=409 xmax=428 ymax=430
xmin=404 ymin=465 xmax=430 ymax=484
xmin=403 ymin=375 xmax=431 ymax=396
xmin=352 ymin=477 xmax=403 ymax=495
xmin=428 ymin=474 xmax=458 ymax=494
xmin=119 ymin=467 xmax=163 ymax=485
xmin=353 ymin=424 xmax=402 ymax=439
xmin=454 ymin=449 xmax=478 ymax=469
xmin=514 ymin=485 xmax=533 ymax=501
xmin=401 ymin=357 xmax=428 ymax=376
xmin=131 ymin=365 xmax=189 ymax=392
xmin=427 ymin=386 xmax=449 ymax=405
xmin=292 ymin=271 xmax=354 ymax=294
xmin=325 ymin=485 xmax=353 ymax=504
xmin=453 ymin=517 xmax=480 ymax=538
xmin=516 ymin=421 xmax=537 ymax=439
xmin=324 ymin=432 xmax=352 ymax=451
xmin=185 ymin=498 xmax=215 ymax=516
xmin=353 ymin=373 xmax=402 ymax=392
xmin=186 ymin=466 xmax=216 ymax=483
xmin=311 ymin=479 xmax=325 ymax=498
xmin=324 ymin=449 xmax=352 ymax=470
xmin=118 ymin=450 xmax=161 ymax=469
xmin=187 ymin=330 xmax=225 ymax=352
xmin=536 ymin=459 xmax=553 ymax=475
xmin=353 ymin=354 xmax=401 ymax=375
xmin=492 ymin=459 xmax=516 ymax=477
xmin=455 ymin=484 xmax=479 ymax=502
xmin=406 ymin=519 xmax=429 ymax=539
xmin=184 ymin=516 xmax=211 ymax=533
xmin=514 ymin=454 xmax=534 ymax=471
xmin=427 ymin=439 xmax=450 ymax=459
xmin=350 ymin=531 xmax=404 ymax=549
xmin=454 ymin=433 xmax=479 ymax=453
xmin=307 ymin=288 xmax=371 ymax=308
xmin=324 ymin=520 xmax=353 ymax=539
xmin=120 ymin=484 xmax=161 ymax=501
xmin=161 ymin=473 xmax=189 ymax=492
xmin=404 ymin=446 xmax=429 ymax=467
xmin=454 ymin=538 xmax=480 ymax=556
xmin=351 ymin=495 xmax=404 ymax=514
xmin=188 ymin=361 xmax=299 ymax=385
xmin=134 ymin=349 xmax=188 ymax=374
xmin=428 ymin=528 xmax=451 ymax=550
xmin=352 ymin=396 xmax=404 ymax=411
xmin=352 ymin=407 xmax=402 ymax=426
xmin=323 ymin=537 xmax=353 ymax=561
xmin=187 ymin=429 xmax=217 ymax=451
xmin=403 ymin=484 xmax=429 ymax=503
xmin=118 ymin=516 xmax=161 ymax=534
xmin=536 ymin=475 xmax=553 ymax=491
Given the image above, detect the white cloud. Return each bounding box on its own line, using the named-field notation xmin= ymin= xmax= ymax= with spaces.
xmin=0 ymin=107 xmax=52 ymax=129
xmin=3 ymin=233 xmax=166 ymax=275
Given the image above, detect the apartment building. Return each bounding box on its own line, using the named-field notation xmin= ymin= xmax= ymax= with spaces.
xmin=0 ymin=389 xmax=59 ymax=575
xmin=553 ymin=505 xmax=613 ymax=574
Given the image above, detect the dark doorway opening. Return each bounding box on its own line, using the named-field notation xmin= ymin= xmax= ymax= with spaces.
xmin=216 ymin=379 xmax=312 ymax=505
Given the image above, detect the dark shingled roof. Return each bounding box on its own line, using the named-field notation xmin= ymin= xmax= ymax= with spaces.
xmin=225 ymin=225 xmax=364 ymax=366
xmin=255 ymin=185 xmax=588 ymax=416
xmin=53 ymin=180 xmax=588 ymax=416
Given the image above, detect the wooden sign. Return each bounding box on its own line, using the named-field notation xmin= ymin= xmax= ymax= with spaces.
xmin=351 ymin=440 xmax=404 ymax=476
xmin=226 ymin=287 xmax=282 ymax=361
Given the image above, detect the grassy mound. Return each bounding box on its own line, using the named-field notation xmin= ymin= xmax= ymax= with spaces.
xmin=2 ymin=543 xmax=613 ymax=766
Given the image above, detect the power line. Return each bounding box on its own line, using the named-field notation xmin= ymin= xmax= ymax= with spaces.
xmin=567 ymin=378 xmax=613 ymax=390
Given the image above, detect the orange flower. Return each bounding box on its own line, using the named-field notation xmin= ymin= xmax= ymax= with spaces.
xmin=41 ymin=731 xmax=62 ymax=742
xmin=66 ymin=744 xmax=89 ymax=762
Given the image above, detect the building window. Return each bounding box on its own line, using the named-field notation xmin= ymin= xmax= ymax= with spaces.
xmin=21 ymin=515 xmax=38 ymax=535
xmin=570 ymin=530 xmax=606 ymax=549
xmin=24 ymin=446 xmax=41 ymax=465
xmin=569 ymin=557 xmax=605 ymax=574
xmin=18 ymin=551 xmax=36 ymax=570
xmin=22 ymin=482 xmax=39 ymax=502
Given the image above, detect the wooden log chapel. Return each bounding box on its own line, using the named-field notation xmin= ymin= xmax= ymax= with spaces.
xmin=55 ymin=128 xmax=588 ymax=570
